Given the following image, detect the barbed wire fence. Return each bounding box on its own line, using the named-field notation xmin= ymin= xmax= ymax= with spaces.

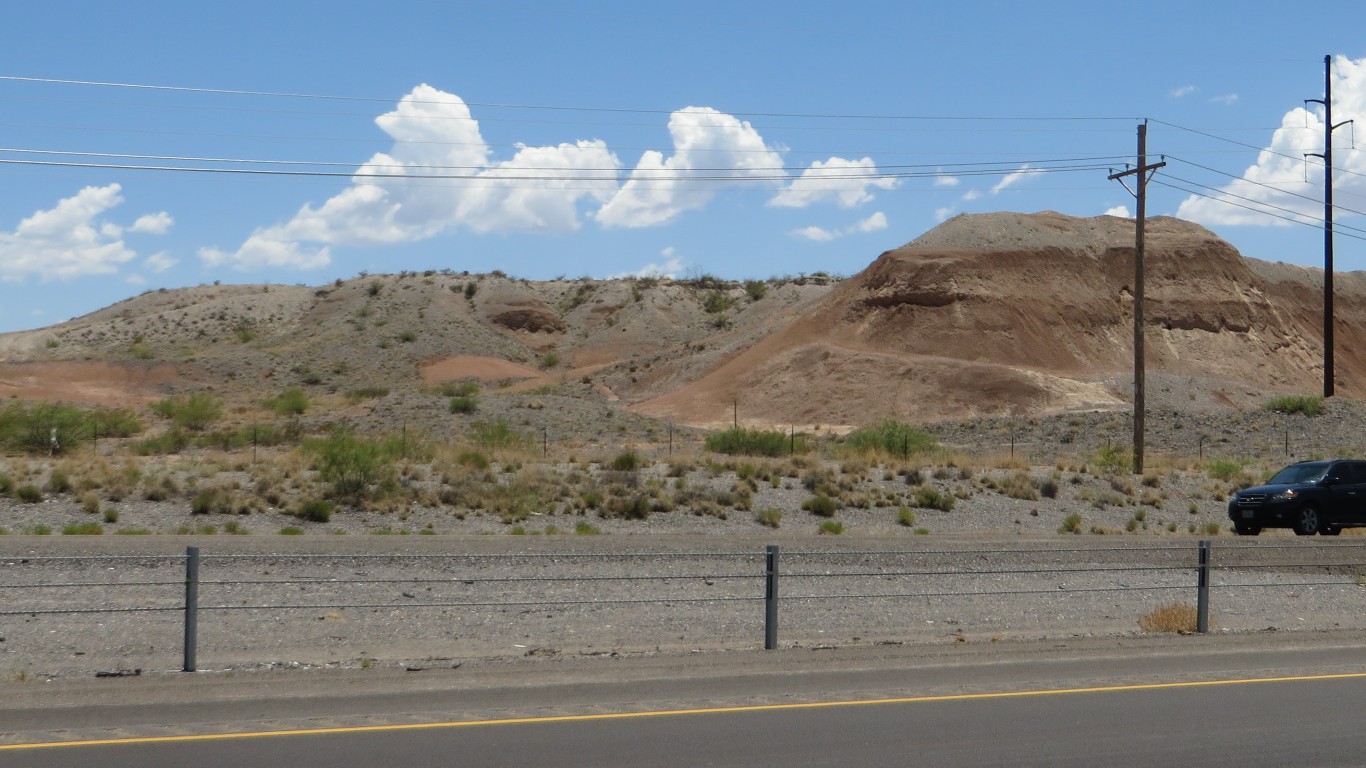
xmin=4 ymin=542 xmax=1366 ymax=674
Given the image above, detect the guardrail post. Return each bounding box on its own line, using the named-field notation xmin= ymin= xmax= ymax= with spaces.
xmin=764 ymin=544 xmax=779 ymax=649
xmin=1196 ymin=539 xmax=1211 ymax=634
xmin=184 ymin=546 xmax=200 ymax=672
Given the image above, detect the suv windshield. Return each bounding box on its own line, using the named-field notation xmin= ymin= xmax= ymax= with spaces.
xmin=1267 ymin=462 xmax=1330 ymax=485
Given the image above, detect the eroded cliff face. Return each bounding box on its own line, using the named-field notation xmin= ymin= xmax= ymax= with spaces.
xmin=632 ymin=212 xmax=1364 ymax=428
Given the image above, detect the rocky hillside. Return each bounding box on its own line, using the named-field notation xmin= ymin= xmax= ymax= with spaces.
xmin=1 ymin=211 xmax=1361 ymax=432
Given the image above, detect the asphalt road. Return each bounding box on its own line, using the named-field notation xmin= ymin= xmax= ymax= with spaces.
xmin=7 ymin=634 xmax=1366 ymax=767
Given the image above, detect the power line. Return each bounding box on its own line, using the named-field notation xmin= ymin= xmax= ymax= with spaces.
xmin=1165 ymin=155 xmax=1366 ymax=220
xmin=1152 ymin=178 xmax=1366 ymax=243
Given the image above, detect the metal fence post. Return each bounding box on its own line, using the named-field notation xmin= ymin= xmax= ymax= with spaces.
xmin=184 ymin=546 xmax=200 ymax=672
xmin=1196 ymin=539 xmax=1211 ymax=634
xmin=764 ymin=544 xmax=779 ymax=650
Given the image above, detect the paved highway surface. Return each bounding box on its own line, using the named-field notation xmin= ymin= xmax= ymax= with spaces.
xmin=6 ymin=634 xmax=1366 ymax=767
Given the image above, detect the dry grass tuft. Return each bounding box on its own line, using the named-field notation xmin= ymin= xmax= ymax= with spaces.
xmin=1138 ymin=602 xmax=1201 ymax=633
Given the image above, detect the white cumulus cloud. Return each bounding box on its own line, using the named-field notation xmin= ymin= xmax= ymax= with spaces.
xmin=791 ymin=211 xmax=888 ymax=242
xmin=596 ymin=107 xmax=784 ymax=228
xmin=770 ymin=156 xmax=898 ymax=209
xmin=1170 ymin=85 xmax=1197 ymax=98
xmin=933 ymin=173 xmax=960 ymax=187
xmin=934 ymin=206 xmax=956 ymax=222
xmin=0 ymin=184 xmax=151 ymax=281
xmin=1104 ymin=205 xmax=1132 ymax=218
xmin=1210 ymin=93 xmax=1239 ymax=106
xmin=609 ymin=247 xmax=686 ymax=278
xmin=144 ymin=252 xmax=177 ymax=272
xmin=130 ymin=212 xmax=174 ymax=234
xmin=202 ymin=84 xmax=622 ymax=270
xmin=1177 ymin=55 xmax=1366 ymax=227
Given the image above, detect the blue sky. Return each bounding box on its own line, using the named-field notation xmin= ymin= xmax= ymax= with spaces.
xmin=1 ymin=0 xmax=1364 ymax=332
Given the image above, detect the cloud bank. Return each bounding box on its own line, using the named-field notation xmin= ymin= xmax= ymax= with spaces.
xmin=201 ymin=87 xmax=897 ymax=270
xmin=1177 ymin=55 xmax=1366 ymax=227
xmin=0 ymin=184 xmax=170 ymax=281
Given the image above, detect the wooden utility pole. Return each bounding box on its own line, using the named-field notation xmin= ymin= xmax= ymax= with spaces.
xmin=1306 ymin=54 xmax=1353 ymax=398
xmin=1109 ymin=122 xmax=1165 ymax=474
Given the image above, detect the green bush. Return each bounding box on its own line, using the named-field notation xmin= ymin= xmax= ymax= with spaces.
xmin=1206 ymin=458 xmax=1247 ymax=482
xmin=265 ymin=388 xmax=309 ymax=416
xmin=913 ymin=487 xmax=955 ymax=512
xmin=610 ymin=450 xmax=642 ymax=471
xmin=744 ymin=280 xmax=768 ymax=301
xmin=134 ymin=428 xmax=193 ymax=455
xmin=279 ymin=526 xmax=305 ymax=536
xmin=308 ymin=429 xmax=390 ymax=500
xmin=1093 ymin=444 xmax=1133 ymax=474
xmin=897 ymin=507 xmax=916 ymax=527
xmin=298 ymin=499 xmax=334 ymax=523
xmin=702 ymin=290 xmax=735 ymax=314
xmin=756 ymin=508 xmax=783 ymax=528
xmin=471 ymin=419 xmax=530 ymax=451
xmin=346 ymin=387 xmax=390 ymax=402
xmin=1059 ymin=513 xmax=1084 ymax=534
xmin=574 ymin=521 xmax=601 ymax=535
xmin=152 ymin=393 xmax=222 ymax=431
xmin=1265 ymin=394 xmax=1325 ymax=417
xmin=0 ymin=401 xmax=141 ymax=453
xmin=61 ymin=522 xmax=103 ymax=535
xmin=449 ymin=396 xmax=478 ymax=414
xmin=705 ymin=427 xmax=806 ymax=457
xmin=843 ymin=421 xmax=937 ymax=457
xmin=802 ymin=493 xmax=840 ymax=517
xmin=818 ymin=520 xmax=844 ymax=535
xmin=434 ymin=381 xmax=479 ymax=397
xmin=14 ymin=485 xmax=42 ymax=503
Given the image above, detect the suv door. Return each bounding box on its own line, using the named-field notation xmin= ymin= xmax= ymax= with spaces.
xmin=1323 ymin=462 xmax=1366 ymax=526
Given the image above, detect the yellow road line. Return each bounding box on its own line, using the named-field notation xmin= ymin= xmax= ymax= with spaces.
xmin=8 ymin=670 xmax=1366 ymax=751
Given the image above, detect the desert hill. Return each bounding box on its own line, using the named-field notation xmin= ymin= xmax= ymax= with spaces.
xmin=0 ymin=211 xmax=1360 ymax=433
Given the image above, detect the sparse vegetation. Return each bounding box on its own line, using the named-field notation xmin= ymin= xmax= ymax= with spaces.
xmin=152 ymin=393 xmax=223 ymax=431
xmin=705 ymin=427 xmax=806 ymax=457
xmin=1138 ymin=603 xmax=1200 ymax=633
xmin=1265 ymin=394 xmax=1325 ymax=417
xmin=843 ymin=421 xmax=938 ymax=457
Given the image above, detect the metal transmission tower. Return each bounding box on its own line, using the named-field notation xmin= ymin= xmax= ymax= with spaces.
xmin=1306 ymin=54 xmax=1354 ymax=398
xmin=1109 ymin=121 xmax=1164 ymax=475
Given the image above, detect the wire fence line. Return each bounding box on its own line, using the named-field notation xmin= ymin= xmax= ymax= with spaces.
xmin=4 ymin=541 xmax=1366 ymax=673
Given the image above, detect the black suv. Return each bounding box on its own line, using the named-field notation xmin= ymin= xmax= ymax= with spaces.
xmin=1227 ymin=459 xmax=1366 ymax=536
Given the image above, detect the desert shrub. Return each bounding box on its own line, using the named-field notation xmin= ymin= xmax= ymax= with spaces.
xmin=457 ymin=450 xmax=490 ymax=470
xmin=1092 ymin=444 xmax=1132 ymax=474
xmin=574 ymin=521 xmax=601 ymax=535
xmin=802 ymin=493 xmax=839 ymax=517
xmin=913 ymin=487 xmax=955 ymax=512
xmin=279 ymin=526 xmax=305 ymax=535
xmin=702 ymin=290 xmax=734 ymax=313
xmin=705 ymin=427 xmax=806 ymax=457
xmin=0 ymin=475 xmax=12 ymax=494
xmin=449 ymin=396 xmax=478 ymax=414
xmin=463 ymin=282 xmax=477 ymax=300
xmin=61 ymin=522 xmax=103 ymax=535
xmin=743 ymin=280 xmax=768 ymax=301
xmin=133 ymin=428 xmax=192 ymax=455
xmin=265 ymin=388 xmax=309 ymax=416
xmin=818 ymin=520 xmax=844 ymax=535
xmin=1265 ymin=394 xmax=1324 ymax=417
xmin=843 ymin=421 xmax=938 ymax=457
xmin=897 ymin=507 xmax=916 ymax=527
xmin=756 ymin=508 xmax=782 ymax=528
xmin=1039 ymin=477 xmax=1060 ymax=500
xmin=610 ymin=451 xmax=642 ymax=471
xmin=103 ymin=507 xmax=119 ymax=524
xmin=538 ymin=351 xmax=560 ymax=369
xmin=434 ymin=381 xmax=479 ymax=397
xmin=346 ymin=387 xmax=390 ymax=402
xmin=298 ymin=499 xmax=334 ymax=523
xmin=1138 ymin=603 xmax=1200 ymax=633
xmin=471 ymin=419 xmax=531 ymax=452
xmin=0 ymin=401 xmax=141 ymax=453
xmin=998 ymin=471 xmax=1038 ymax=501
xmin=1059 ymin=513 xmax=1084 ymax=534
xmin=308 ymin=429 xmax=391 ymax=500
xmin=23 ymin=524 xmax=52 ymax=535
xmin=151 ymin=393 xmax=222 ymax=431
xmin=46 ymin=468 xmax=71 ymax=494
xmin=1205 ymin=458 xmax=1247 ymax=482
xmin=605 ymin=494 xmax=651 ymax=520
xmin=14 ymin=485 xmax=43 ymax=503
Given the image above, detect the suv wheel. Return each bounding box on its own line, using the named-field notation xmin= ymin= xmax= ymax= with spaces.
xmin=1234 ymin=522 xmax=1262 ymax=536
xmin=1294 ymin=505 xmax=1321 ymax=536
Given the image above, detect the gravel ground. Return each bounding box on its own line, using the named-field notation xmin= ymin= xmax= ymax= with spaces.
xmin=4 ymin=535 xmax=1366 ymax=681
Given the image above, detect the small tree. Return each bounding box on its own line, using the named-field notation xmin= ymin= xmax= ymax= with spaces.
xmin=311 ymin=429 xmax=387 ymax=500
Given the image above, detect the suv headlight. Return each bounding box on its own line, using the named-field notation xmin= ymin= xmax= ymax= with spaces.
xmin=1271 ymin=489 xmax=1299 ymax=502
